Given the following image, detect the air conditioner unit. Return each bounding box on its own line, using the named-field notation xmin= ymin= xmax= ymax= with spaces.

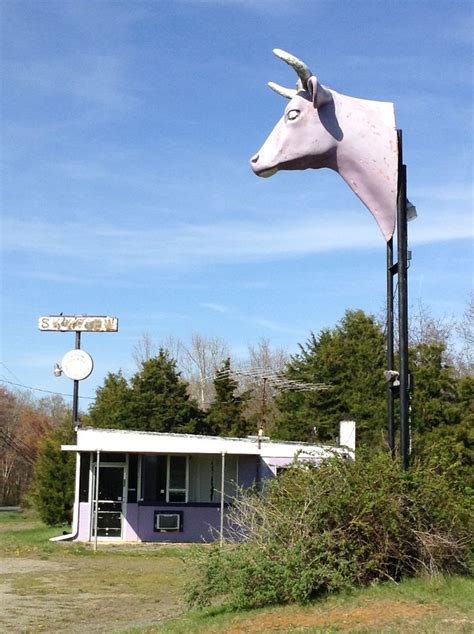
xmin=154 ymin=512 xmax=181 ymax=532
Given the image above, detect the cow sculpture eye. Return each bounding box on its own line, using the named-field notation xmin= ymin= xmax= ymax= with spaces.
xmin=287 ymin=109 xmax=300 ymax=121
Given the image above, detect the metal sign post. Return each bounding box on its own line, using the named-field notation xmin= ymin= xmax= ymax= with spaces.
xmin=386 ymin=236 xmax=395 ymax=457
xmin=220 ymin=451 xmax=226 ymax=547
xmin=72 ymin=331 xmax=81 ymax=426
xmin=397 ymin=156 xmax=410 ymax=470
xmin=386 ymin=132 xmax=411 ymax=469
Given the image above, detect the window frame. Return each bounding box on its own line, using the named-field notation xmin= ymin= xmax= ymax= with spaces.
xmin=154 ymin=510 xmax=184 ymax=532
xmin=166 ymin=455 xmax=189 ymax=503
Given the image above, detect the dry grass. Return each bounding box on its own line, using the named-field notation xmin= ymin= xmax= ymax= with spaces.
xmin=0 ymin=511 xmax=188 ymax=632
xmin=1 ymin=511 xmax=472 ymax=633
xmin=149 ymin=576 xmax=474 ymax=633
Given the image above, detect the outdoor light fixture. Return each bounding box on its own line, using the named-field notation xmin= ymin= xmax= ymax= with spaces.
xmin=53 ymin=363 xmax=62 ymax=377
xmin=406 ymin=201 xmax=417 ymax=222
xmin=384 ymin=370 xmax=400 ymax=382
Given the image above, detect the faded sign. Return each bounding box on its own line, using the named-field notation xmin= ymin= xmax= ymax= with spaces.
xmin=38 ymin=315 xmax=119 ymax=332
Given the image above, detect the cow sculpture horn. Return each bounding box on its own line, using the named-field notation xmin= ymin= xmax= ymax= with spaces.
xmin=267 ymin=81 xmax=297 ymax=99
xmin=273 ymin=48 xmax=312 ymax=89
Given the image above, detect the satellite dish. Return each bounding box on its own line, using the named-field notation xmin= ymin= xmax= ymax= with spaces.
xmin=61 ymin=349 xmax=94 ymax=381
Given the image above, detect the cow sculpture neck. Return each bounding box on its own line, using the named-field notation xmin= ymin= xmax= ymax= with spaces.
xmin=250 ymin=49 xmax=398 ymax=241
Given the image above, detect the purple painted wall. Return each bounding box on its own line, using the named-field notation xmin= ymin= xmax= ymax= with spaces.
xmin=74 ymin=454 xmax=280 ymax=543
xmin=237 ymin=455 xmax=258 ymax=488
xmin=78 ymin=502 xmax=91 ymax=540
xmin=123 ymin=454 xmax=260 ymax=542
xmin=132 ymin=505 xmax=222 ymax=542
xmin=124 ymin=503 xmax=139 ymax=541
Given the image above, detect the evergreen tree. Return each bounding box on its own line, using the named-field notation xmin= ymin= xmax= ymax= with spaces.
xmin=87 ymin=371 xmax=132 ymax=429
xmin=411 ymin=353 xmax=474 ymax=488
xmin=409 ymin=342 xmax=460 ymax=435
xmin=31 ymin=418 xmax=76 ymax=526
xmin=274 ymin=310 xmax=386 ymax=446
xmin=128 ymin=349 xmax=203 ymax=433
xmin=205 ymin=359 xmax=252 ymax=437
xmin=87 ymin=350 xmax=203 ymax=433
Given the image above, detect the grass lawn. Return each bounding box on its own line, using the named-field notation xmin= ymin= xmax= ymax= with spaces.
xmin=1 ymin=510 xmax=473 ymax=633
xmin=0 ymin=510 xmax=188 ymax=632
xmin=149 ymin=575 xmax=474 ymax=633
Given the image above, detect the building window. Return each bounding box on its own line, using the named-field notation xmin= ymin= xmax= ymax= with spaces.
xmin=79 ymin=453 xmax=90 ymax=502
xmin=141 ymin=455 xmax=188 ymax=503
xmin=167 ymin=456 xmax=187 ymax=502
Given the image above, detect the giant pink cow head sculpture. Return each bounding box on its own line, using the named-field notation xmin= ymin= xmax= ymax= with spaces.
xmin=250 ymin=49 xmax=398 ymax=241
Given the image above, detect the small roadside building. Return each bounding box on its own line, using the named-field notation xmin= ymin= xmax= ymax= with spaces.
xmin=61 ymin=422 xmax=355 ymax=543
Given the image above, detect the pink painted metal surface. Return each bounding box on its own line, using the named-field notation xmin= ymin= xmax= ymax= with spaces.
xmin=250 ymin=50 xmax=398 ymax=241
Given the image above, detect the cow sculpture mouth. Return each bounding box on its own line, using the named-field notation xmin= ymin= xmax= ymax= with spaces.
xmin=257 ymin=167 xmax=278 ymax=178
xmin=250 ymin=153 xmax=279 ymax=178
xmin=252 ymin=155 xmax=330 ymax=179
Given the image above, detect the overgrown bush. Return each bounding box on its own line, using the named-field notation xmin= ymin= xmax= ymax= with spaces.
xmin=30 ymin=420 xmax=75 ymax=526
xmin=186 ymin=451 xmax=473 ymax=610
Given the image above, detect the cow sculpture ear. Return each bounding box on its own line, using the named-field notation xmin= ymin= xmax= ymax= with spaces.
xmin=307 ymin=76 xmax=332 ymax=109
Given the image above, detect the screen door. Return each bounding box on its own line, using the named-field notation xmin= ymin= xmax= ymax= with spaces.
xmin=92 ymin=465 xmax=125 ymax=539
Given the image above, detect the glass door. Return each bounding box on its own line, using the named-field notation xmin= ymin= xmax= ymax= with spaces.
xmin=92 ymin=465 xmax=125 ymax=539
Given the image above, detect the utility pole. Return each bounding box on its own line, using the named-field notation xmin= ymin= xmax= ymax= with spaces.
xmin=386 ymin=131 xmax=412 ymax=469
xmin=397 ymin=135 xmax=410 ymax=470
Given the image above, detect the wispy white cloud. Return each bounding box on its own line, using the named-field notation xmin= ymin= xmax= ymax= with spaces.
xmin=17 ymin=270 xmax=151 ymax=289
xmin=200 ymin=301 xmax=304 ymax=336
xmin=5 ymin=53 xmax=137 ymax=110
xmin=2 ymin=213 xmax=379 ymax=270
xmin=200 ymin=302 xmax=230 ymax=314
xmin=4 ymin=201 xmax=472 ymax=274
xmin=175 ymin=0 xmax=307 ymax=14
xmin=246 ymin=317 xmax=304 ymax=336
xmin=122 ymin=312 xmax=191 ymax=324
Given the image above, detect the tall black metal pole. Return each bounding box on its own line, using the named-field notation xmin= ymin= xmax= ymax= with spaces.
xmin=397 ymin=131 xmax=410 ymax=469
xmin=386 ymin=237 xmax=395 ymax=456
xmin=72 ymin=331 xmax=81 ymax=427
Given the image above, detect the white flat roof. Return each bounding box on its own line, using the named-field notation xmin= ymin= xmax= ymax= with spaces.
xmin=62 ymin=427 xmax=349 ymax=459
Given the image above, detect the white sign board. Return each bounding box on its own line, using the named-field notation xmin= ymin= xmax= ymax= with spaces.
xmin=39 ymin=315 xmax=119 ymax=332
xmin=62 ymin=350 xmax=94 ymax=381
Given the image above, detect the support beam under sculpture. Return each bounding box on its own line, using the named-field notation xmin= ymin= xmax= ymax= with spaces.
xmin=250 ymin=49 xmax=398 ymax=241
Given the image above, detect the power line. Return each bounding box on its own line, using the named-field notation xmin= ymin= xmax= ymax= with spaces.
xmin=0 ymin=378 xmax=95 ymax=401
xmin=0 ymin=428 xmax=36 ymax=466
xmin=0 ymin=361 xmax=23 ymax=384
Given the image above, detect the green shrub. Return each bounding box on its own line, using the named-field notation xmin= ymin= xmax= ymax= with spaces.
xmin=30 ymin=420 xmax=75 ymax=526
xmin=186 ymin=451 xmax=473 ymax=610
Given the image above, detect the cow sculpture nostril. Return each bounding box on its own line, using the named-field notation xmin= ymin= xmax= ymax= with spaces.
xmin=251 ymin=154 xmax=259 ymax=163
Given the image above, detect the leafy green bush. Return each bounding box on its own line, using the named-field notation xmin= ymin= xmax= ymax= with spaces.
xmin=30 ymin=420 xmax=75 ymax=526
xmin=186 ymin=451 xmax=473 ymax=610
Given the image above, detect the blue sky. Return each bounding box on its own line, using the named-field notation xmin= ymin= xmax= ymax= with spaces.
xmin=1 ymin=0 xmax=472 ymax=405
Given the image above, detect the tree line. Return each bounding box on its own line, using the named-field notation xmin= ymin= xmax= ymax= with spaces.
xmin=87 ymin=308 xmax=472 ymax=470
xmin=1 ymin=302 xmax=472 ymax=513
xmin=0 ymin=389 xmax=69 ymax=506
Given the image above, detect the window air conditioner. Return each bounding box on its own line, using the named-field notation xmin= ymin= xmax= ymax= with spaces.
xmin=154 ymin=512 xmax=181 ymax=532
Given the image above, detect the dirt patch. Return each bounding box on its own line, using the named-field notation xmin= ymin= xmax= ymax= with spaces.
xmin=0 ymin=553 xmax=185 ymax=632
xmin=223 ymin=599 xmax=442 ymax=633
xmin=0 ymin=557 xmax=66 ymax=574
